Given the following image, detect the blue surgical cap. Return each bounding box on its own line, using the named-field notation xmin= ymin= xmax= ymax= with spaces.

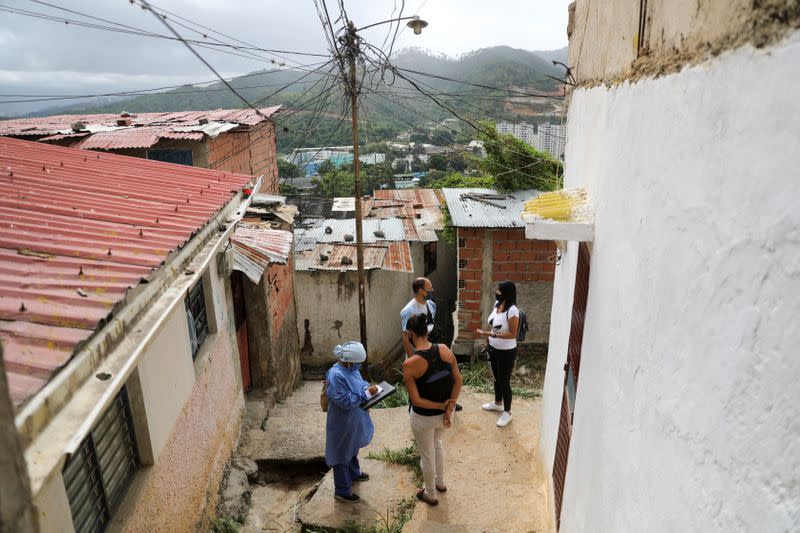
xmin=334 ymin=341 xmax=366 ymax=363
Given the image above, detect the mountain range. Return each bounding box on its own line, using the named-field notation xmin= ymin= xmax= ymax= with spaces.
xmin=24 ymin=46 xmax=568 ymax=152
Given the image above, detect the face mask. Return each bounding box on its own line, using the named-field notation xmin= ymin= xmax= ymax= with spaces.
xmin=425 ymin=290 xmax=435 ymax=300
xmin=495 ymin=294 xmax=503 ymax=302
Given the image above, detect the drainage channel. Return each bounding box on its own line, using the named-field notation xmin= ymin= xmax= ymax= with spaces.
xmin=241 ymin=461 xmax=329 ymax=532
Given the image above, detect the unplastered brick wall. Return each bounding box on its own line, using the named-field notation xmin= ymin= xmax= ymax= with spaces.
xmin=206 ymin=122 xmax=279 ymax=194
xmin=456 ymin=227 xmax=555 ymax=341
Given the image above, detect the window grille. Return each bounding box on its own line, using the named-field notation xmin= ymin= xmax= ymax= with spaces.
xmin=458 ymin=258 xmax=467 ymax=269
xmin=63 ymin=388 xmax=138 ymax=533
xmin=186 ymin=280 xmax=209 ymax=358
xmin=458 ymin=279 xmax=465 ymax=289
xmin=458 ymin=238 xmax=465 ymax=248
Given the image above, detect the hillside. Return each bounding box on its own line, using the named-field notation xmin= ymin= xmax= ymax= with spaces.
xmin=63 ymin=46 xmax=567 ymax=152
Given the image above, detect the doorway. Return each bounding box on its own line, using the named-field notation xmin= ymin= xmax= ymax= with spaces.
xmin=230 ymin=271 xmax=251 ymax=394
xmin=553 ymin=242 xmax=591 ymax=529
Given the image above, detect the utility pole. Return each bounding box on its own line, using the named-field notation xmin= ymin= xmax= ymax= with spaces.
xmin=344 ymin=21 xmax=369 ymax=375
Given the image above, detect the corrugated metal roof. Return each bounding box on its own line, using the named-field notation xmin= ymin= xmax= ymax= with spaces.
xmin=294 ymin=241 xmax=413 ymax=272
xmin=0 ymin=136 xmax=253 ymax=408
xmin=442 ymin=188 xmax=543 ymax=228
xmin=370 ymin=188 xmax=443 ymax=238
xmin=231 ymin=226 xmax=293 ymax=283
xmin=294 ymin=218 xmax=405 ymax=251
xmin=0 ymin=107 xmax=281 ymax=150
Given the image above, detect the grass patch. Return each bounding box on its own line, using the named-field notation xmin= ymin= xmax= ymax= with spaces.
xmin=303 ymin=498 xmax=415 ymax=533
xmin=460 ymin=348 xmax=546 ymax=399
xmin=367 ymin=443 xmax=422 ymax=482
xmin=211 ymin=517 xmax=241 ymax=533
xmin=371 ymin=382 xmax=408 ymax=409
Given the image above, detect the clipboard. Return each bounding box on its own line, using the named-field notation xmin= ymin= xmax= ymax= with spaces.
xmin=360 ymin=381 xmax=396 ymax=410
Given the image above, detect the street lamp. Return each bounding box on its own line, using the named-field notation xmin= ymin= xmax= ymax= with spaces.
xmin=342 ymin=16 xmax=427 ymax=377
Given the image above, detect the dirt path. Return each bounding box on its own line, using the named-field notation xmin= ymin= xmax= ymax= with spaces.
xmin=402 ymin=389 xmax=552 ymax=533
xmin=238 ymin=381 xmax=552 ymax=532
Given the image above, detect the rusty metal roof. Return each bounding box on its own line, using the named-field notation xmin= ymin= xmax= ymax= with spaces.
xmin=294 ymin=241 xmax=413 ymax=272
xmin=294 ymin=218 xmax=406 ymax=251
xmin=0 ymin=107 xmax=281 ymax=150
xmin=442 ymin=188 xmax=542 ymax=228
xmin=231 ymin=226 xmax=292 ymax=283
xmin=370 ymin=188 xmax=443 ymax=239
xmin=0 ymin=136 xmax=253 ymax=408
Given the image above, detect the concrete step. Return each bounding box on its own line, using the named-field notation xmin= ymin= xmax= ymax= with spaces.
xmin=297 ymin=458 xmax=416 ymax=532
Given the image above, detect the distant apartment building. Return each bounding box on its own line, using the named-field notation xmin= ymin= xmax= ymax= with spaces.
xmin=536 ymin=123 xmax=566 ymax=160
xmin=495 ymin=120 xmax=565 ymax=159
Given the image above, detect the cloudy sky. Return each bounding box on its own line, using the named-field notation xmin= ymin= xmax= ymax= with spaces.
xmin=0 ymin=0 xmax=571 ymax=116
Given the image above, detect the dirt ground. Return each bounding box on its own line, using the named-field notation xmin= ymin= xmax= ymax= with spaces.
xmin=238 ymin=380 xmax=552 ymax=532
xmin=402 ymin=388 xmax=552 ymax=533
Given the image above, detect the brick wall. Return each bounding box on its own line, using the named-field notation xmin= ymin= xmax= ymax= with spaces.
xmin=456 ymin=227 xmax=556 ymax=343
xmin=490 ymin=229 xmax=556 ymax=284
xmin=206 ymin=122 xmax=279 ymax=194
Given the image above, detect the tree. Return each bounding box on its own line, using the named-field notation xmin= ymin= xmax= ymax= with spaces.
xmin=477 ymin=120 xmax=563 ymax=191
xmin=313 ymin=169 xmax=355 ymax=198
xmin=277 ymin=159 xmax=300 ymax=178
xmin=315 ymin=160 xmax=334 ymax=176
xmin=427 ymin=154 xmax=447 ymax=171
xmin=410 ymin=131 xmax=429 ymax=144
xmin=426 ymin=172 xmax=496 ymax=190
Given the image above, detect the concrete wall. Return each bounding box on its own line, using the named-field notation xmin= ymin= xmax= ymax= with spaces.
xmin=0 ymin=348 xmax=37 ymax=532
xmin=296 ymin=268 xmax=414 ymax=372
xmin=453 ymin=227 xmax=555 ymax=356
xmin=109 ymin=255 xmax=243 ymax=532
xmin=539 ymin=31 xmax=800 ymax=532
xmin=245 ymin=258 xmax=301 ymax=399
xmin=136 ymin=305 xmax=195 ymax=460
xmin=568 ymin=0 xmax=800 ymax=84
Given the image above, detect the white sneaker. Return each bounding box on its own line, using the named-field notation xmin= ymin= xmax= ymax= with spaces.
xmin=496 ymin=411 xmax=513 ymax=427
xmin=482 ymin=402 xmax=503 ymax=412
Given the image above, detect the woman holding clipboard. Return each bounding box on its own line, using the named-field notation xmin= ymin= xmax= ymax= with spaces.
xmin=402 ymin=314 xmax=463 ymax=506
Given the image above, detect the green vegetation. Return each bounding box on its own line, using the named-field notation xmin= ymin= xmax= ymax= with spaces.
xmin=477 ymin=121 xmax=563 ymax=191
xmin=459 ymin=348 xmax=547 ymax=399
xmin=278 ymin=159 xmax=301 ymax=178
xmin=211 ymin=517 xmax=241 ymax=533
xmin=367 ymin=443 xmax=422 ymax=482
xmin=372 ymin=382 xmax=409 ymax=409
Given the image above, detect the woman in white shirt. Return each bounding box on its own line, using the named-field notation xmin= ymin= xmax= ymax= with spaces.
xmin=475 ymin=280 xmax=519 ymax=427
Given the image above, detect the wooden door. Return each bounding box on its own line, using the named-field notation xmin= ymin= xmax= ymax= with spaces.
xmin=230 ymin=271 xmax=251 ymax=394
xmin=553 ymin=242 xmax=591 ymax=529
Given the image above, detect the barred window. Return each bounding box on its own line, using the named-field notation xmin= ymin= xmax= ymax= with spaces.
xmin=63 ymin=388 xmax=138 ymax=533
xmin=458 ymin=258 xmax=467 ymax=269
xmin=185 ymin=280 xmax=209 ymax=359
xmin=458 ymin=238 xmax=465 ymax=248
xmin=458 ymin=279 xmax=465 ymax=289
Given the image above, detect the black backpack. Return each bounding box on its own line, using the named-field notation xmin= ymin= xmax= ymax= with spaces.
xmin=507 ymin=307 xmax=528 ymax=342
xmin=426 ymin=301 xmax=444 ymax=343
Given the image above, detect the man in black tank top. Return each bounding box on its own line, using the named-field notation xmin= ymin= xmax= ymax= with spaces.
xmin=402 ymin=314 xmax=463 ymax=506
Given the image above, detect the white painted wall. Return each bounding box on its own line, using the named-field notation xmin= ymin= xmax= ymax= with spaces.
xmin=34 ymin=471 xmax=73 ymax=533
xmin=136 ymin=304 xmax=195 ymax=460
xmin=540 ymin=34 xmax=800 ymax=532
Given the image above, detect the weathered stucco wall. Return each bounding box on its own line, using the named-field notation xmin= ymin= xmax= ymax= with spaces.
xmin=296 ymin=268 xmax=414 ymax=372
xmin=568 ymin=0 xmax=800 ymax=84
xmin=109 ymin=257 xmax=244 ymax=532
xmin=540 ymin=33 xmax=800 ymax=532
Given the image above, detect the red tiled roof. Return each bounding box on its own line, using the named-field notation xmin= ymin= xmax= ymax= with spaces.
xmin=0 ymin=137 xmax=253 ymax=408
xmin=0 ymin=107 xmax=281 ymax=150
